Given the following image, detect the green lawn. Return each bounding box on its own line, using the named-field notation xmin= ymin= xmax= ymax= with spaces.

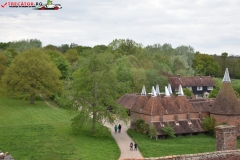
xmin=0 ymin=97 xmax=119 ymax=160
xmin=213 ymin=78 xmax=240 ymax=93
xmin=127 ymin=129 xmax=240 ymax=158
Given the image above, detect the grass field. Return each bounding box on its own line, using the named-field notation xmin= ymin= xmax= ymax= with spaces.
xmin=127 ymin=129 xmax=240 ymax=158
xmin=0 ymin=97 xmax=119 ymax=160
xmin=213 ymin=78 xmax=240 ymax=93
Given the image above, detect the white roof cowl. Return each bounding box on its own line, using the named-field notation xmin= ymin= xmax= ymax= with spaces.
xmin=222 ymin=68 xmax=231 ymax=83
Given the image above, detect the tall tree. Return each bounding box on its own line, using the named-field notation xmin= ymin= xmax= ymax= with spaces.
xmin=44 ymin=49 xmax=70 ymax=79
xmin=64 ymin=49 xmax=79 ymax=65
xmin=193 ymin=52 xmax=221 ymax=76
xmin=71 ymin=53 xmax=128 ymax=134
xmin=0 ymin=54 xmax=8 ymax=80
xmin=1 ymin=49 xmax=63 ymax=104
xmin=8 ymin=39 xmax=42 ymax=53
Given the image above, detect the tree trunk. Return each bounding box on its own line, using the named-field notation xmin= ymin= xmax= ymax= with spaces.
xmin=30 ymin=93 xmax=35 ymax=104
xmin=92 ymin=110 xmax=96 ymax=134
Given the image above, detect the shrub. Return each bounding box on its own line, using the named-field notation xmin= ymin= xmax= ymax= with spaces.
xmin=149 ymin=125 xmax=157 ymax=140
xmin=135 ymin=119 xmax=148 ymax=134
xmin=203 ymin=116 xmax=216 ymax=135
xmin=161 ymin=123 xmax=176 ymax=138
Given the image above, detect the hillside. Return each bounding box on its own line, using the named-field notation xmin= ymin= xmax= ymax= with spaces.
xmin=0 ymin=97 xmax=119 ymax=160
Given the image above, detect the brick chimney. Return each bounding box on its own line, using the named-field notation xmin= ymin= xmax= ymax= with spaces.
xmin=215 ymin=125 xmax=237 ymax=151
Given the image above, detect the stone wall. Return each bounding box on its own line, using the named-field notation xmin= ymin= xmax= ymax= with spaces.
xmin=0 ymin=151 xmax=14 ymax=160
xmin=121 ymin=150 xmax=240 ymax=160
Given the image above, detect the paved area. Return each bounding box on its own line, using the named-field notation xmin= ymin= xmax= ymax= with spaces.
xmin=104 ymin=121 xmax=143 ymax=160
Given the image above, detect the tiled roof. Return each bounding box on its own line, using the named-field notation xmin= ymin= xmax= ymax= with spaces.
xmin=153 ymin=119 xmax=205 ymax=135
xmin=168 ymin=75 xmax=215 ymax=88
xmin=175 ymin=96 xmax=195 ymax=113
xmin=211 ymin=83 xmax=240 ymax=115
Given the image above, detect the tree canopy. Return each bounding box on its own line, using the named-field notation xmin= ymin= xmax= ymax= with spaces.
xmin=70 ymin=53 xmax=128 ymax=134
xmin=1 ymin=48 xmax=63 ymax=104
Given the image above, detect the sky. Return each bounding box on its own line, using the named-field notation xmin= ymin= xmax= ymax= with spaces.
xmin=0 ymin=0 xmax=240 ymax=55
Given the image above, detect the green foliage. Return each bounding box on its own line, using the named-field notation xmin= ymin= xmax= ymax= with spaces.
xmin=58 ymin=44 xmax=70 ymax=54
xmin=161 ymin=123 xmax=176 ymax=138
xmin=8 ymin=39 xmax=42 ymax=53
xmin=64 ymin=49 xmax=79 ymax=65
xmin=44 ymin=49 xmax=70 ymax=79
xmin=1 ymin=48 xmax=63 ymax=104
xmin=193 ymin=52 xmax=221 ymax=76
xmin=203 ymin=116 xmax=216 ymax=135
xmin=135 ymin=119 xmax=148 ymax=134
xmin=0 ymin=54 xmax=8 ymax=80
xmin=149 ymin=125 xmax=157 ymax=139
xmin=0 ymin=42 xmax=10 ymax=50
xmin=183 ymin=88 xmax=193 ymax=98
xmin=209 ymin=87 xmax=220 ymax=98
xmin=70 ymin=52 xmax=128 ymax=134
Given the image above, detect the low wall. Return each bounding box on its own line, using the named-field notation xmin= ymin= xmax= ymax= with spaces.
xmin=121 ymin=150 xmax=240 ymax=160
xmin=0 ymin=151 xmax=14 ymax=160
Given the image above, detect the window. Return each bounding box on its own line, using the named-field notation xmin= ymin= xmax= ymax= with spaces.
xmin=207 ymin=86 xmax=213 ymax=90
xmin=188 ymin=86 xmax=192 ymax=91
xmin=197 ymin=86 xmax=202 ymax=91
xmin=196 ymin=94 xmax=202 ymax=98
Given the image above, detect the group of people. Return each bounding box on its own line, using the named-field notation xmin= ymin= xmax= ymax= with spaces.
xmin=113 ymin=124 xmax=138 ymax=151
xmin=114 ymin=124 xmax=121 ymax=133
xmin=129 ymin=142 xmax=137 ymax=151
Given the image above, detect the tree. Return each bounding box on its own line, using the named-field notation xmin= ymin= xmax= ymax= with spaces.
xmin=183 ymin=88 xmax=193 ymax=98
xmin=44 ymin=49 xmax=70 ymax=79
xmin=209 ymin=87 xmax=220 ymax=98
xmin=0 ymin=54 xmax=8 ymax=80
xmin=8 ymin=39 xmax=42 ymax=53
xmin=64 ymin=49 xmax=79 ymax=65
xmin=70 ymin=53 xmax=128 ymax=134
xmin=193 ymin=52 xmax=221 ymax=76
xmin=1 ymin=49 xmax=63 ymax=104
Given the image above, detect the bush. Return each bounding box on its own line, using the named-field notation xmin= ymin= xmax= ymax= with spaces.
xmin=161 ymin=123 xmax=176 ymax=138
xmin=135 ymin=119 xmax=148 ymax=134
xmin=149 ymin=125 xmax=157 ymax=140
xmin=203 ymin=116 xmax=216 ymax=135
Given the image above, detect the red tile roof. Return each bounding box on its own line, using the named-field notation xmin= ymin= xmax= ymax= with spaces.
xmin=168 ymin=75 xmax=215 ymax=88
xmin=211 ymin=83 xmax=240 ymax=115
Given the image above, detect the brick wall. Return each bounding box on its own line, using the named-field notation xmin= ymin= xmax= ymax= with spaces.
xmin=121 ymin=150 xmax=240 ymax=160
xmin=211 ymin=114 xmax=240 ymax=136
xmin=215 ymin=125 xmax=237 ymax=151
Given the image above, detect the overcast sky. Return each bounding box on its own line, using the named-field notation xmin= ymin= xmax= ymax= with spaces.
xmin=0 ymin=0 xmax=240 ymax=55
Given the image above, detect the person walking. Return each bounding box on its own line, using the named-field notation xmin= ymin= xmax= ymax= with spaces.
xmin=130 ymin=142 xmax=133 ymax=151
xmin=114 ymin=125 xmax=118 ymax=133
xmin=134 ymin=143 xmax=138 ymax=151
xmin=118 ymin=124 xmax=122 ymax=133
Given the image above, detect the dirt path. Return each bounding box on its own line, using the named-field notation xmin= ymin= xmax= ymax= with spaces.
xmin=104 ymin=121 xmax=143 ymax=160
xmin=39 ymin=94 xmax=58 ymax=110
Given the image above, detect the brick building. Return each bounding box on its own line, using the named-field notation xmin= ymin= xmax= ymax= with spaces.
xmin=117 ymin=68 xmax=240 ymax=136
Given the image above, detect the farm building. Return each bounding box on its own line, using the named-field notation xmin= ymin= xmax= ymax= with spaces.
xmin=117 ymin=68 xmax=240 ymax=136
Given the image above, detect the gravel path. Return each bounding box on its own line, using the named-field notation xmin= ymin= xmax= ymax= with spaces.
xmin=104 ymin=121 xmax=144 ymax=160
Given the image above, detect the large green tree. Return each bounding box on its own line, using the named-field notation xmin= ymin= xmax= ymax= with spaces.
xmin=1 ymin=49 xmax=63 ymax=104
xmin=193 ymin=52 xmax=221 ymax=76
xmin=71 ymin=53 xmax=128 ymax=134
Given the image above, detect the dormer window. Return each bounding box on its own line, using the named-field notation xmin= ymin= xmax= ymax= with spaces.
xmin=197 ymin=86 xmax=203 ymax=91
xmin=207 ymin=86 xmax=213 ymax=90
